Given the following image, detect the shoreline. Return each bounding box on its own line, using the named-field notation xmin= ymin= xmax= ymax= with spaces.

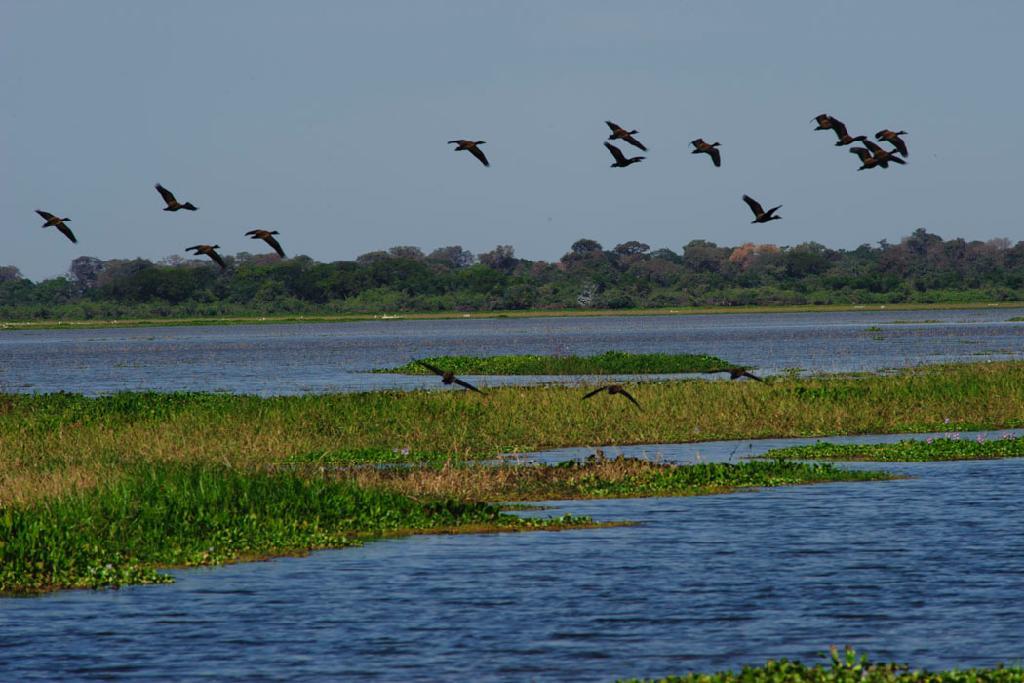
xmin=2 ymin=300 xmax=1024 ymax=331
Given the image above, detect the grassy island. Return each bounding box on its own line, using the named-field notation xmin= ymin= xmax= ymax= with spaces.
xmin=377 ymin=351 xmax=732 ymax=375
xmin=4 ymin=360 xmax=1024 ymax=593
xmin=763 ymin=435 xmax=1024 ymax=462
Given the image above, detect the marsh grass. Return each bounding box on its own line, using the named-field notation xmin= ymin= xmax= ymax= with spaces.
xmin=764 ymin=435 xmax=1024 ymax=462
xmin=619 ymin=646 xmax=1024 ymax=683
xmin=314 ymin=455 xmax=895 ymax=502
xmin=0 ymin=461 xmax=594 ymax=594
xmin=3 ymin=362 xmax=1024 ymax=507
xmin=377 ymin=351 xmax=730 ymax=375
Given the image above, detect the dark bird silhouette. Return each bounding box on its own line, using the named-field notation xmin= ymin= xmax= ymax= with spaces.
xmin=849 ymin=146 xmax=880 ymax=170
xmin=827 ymin=117 xmax=867 ymax=146
xmin=707 ymin=367 xmax=764 ymax=382
xmin=691 ymin=138 xmax=721 ymax=167
xmin=863 ymin=140 xmax=907 ymax=169
xmin=448 ymin=140 xmax=489 ymax=167
xmin=155 ymin=183 xmax=198 ymax=211
xmin=875 ymin=129 xmax=909 ymax=157
xmin=35 ymin=210 xmax=77 ymax=244
xmin=415 ymin=360 xmax=484 ymax=393
xmin=605 ymin=121 xmax=647 ymax=151
xmin=245 ymin=229 xmax=286 ymax=258
xmin=812 ymin=114 xmax=834 ymax=131
xmin=742 ymin=194 xmax=782 ymax=223
xmin=186 ymin=244 xmax=226 ymax=270
xmin=604 ymin=142 xmax=645 ymax=168
xmin=581 ymin=384 xmax=642 ymax=409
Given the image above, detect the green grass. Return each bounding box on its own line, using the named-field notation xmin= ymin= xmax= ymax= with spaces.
xmin=619 ymin=646 xmax=1024 ymax=682
xmin=4 ymin=361 xmax=1024 ymax=508
xmin=377 ymin=351 xmax=732 ymax=375
xmin=0 ymin=461 xmax=593 ymax=594
xmin=763 ymin=435 xmax=1024 ymax=462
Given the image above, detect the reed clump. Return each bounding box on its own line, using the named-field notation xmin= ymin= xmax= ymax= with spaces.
xmin=619 ymin=646 xmax=1024 ymax=683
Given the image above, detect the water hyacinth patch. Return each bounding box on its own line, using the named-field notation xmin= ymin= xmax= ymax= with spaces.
xmin=762 ymin=435 xmax=1024 ymax=462
xmin=376 ymin=351 xmax=732 ymax=375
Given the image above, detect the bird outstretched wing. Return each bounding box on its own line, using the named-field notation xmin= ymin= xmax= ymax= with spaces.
xmin=742 ymin=194 xmax=765 ymax=216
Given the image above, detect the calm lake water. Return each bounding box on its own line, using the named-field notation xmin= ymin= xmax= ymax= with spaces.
xmin=2 ymin=310 xmax=1023 ymax=680
xmin=1 ymin=307 xmax=1023 ymax=395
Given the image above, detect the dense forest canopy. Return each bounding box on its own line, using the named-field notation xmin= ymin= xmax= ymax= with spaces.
xmin=2 ymin=229 xmax=1023 ymax=319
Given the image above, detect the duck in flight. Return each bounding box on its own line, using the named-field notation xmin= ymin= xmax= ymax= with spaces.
xmin=742 ymin=194 xmax=782 ymax=223
xmin=448 ymin=140 xmax=489 ymax=167
xmin=690 ymin=138 xmax=721 ymax=167
xmin=581 ymin=384 xmax=642 ymax=409
xmin=186 ymin=244 xmax=226 ymax=269
xmin=155 ymin=183 xmax=198 ymax=211
xmin=35 ymin=210 xmax=77 ymax=243
xmin=415 ymin=360 xmax=484 ymax=393
xmin=851 ymin=141 xmax=907 ymax=170
xmin=828 ymin=117 xmax=867 ymax=147
xmin=605 ymin=121 xmax=647 ymax=151
xmin=875 ymin=129 xmax=909 ymax=157
xmin=707 ymin=367 xmax=764 ymax=382
xmin=604 ymin=142 xmax=645 ymax=168
xmin=812 ymin=114 xmax=834 ymax=131
xmin=245 ymin=229 xmax=286 ymax=258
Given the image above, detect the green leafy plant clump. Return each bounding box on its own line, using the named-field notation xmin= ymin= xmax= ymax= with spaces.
xmin=620 ymin=646 xmax=1024 ymax=682
xmin=377 ymin=351 xmax=732 ymax=375
xmin=763 ymin=435 xmax=1024 ymax=462
xmin=0 ymin=462 xmax=592 ymax=594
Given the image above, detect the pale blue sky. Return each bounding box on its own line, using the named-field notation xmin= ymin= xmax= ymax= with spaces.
xmin=3 ymin=1 xmax=1023 ymax=281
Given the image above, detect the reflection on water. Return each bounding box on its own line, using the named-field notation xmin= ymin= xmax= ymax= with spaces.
xmin=2 ymin=446 xmax=1022 ymax=681
xmin=1 ymin=308 xmax=1023 ymax=395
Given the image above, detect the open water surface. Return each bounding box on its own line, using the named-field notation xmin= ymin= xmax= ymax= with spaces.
xmin=1 ymin=308 xmax=1023 ymax=394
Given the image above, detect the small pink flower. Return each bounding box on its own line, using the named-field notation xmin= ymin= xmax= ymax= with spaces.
xmin=944 ymin=418 xmax=951 ymax=424
xmin=926 ymin=437 xmax=933 ymax=444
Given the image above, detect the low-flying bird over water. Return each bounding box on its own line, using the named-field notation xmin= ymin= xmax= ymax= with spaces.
xmin=605 ymin=121 xmax=647 ymax=151
xmin=707 ymin=367 xmax=764 ymax=382
xmin=581 ymin=384 xmax=642 ymax=409
xmin=691 ymin=138 xmax=721 ymax=167
xmin=245 ymin=229 xmax=286 ymax=258
xmin=742 ymin=194 xmax=782 ymax=223
xmin=186 ymin=244 xmax=226 ymax=269
xmin=415 ymin=360 xmax=484 ymax=393
xmin=828 ymin=117 xmax=867 ymax=147
xmin=604 ymin=142 xmax=645 ymax=168
xmin=812 ymin=114 xmax=834 ymax=131
xmin=35 ymin=210 xmax=77 ymax=243
xmin=155 ymin=183 xmax=198 ymax=211
xmin=875 ymin=129 xmax=909 ymax=157
xmin=448 ymin=140 xmax=489 ymax=167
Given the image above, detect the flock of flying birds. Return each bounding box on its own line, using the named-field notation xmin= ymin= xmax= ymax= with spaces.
xmin=30 ymin=114 xmax=909 ymax=405
xmin=34 ymin=183 xmax=286 ymax=269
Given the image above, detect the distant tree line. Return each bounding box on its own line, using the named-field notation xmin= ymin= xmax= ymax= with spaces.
xmin=3 ymin=229 xmax=1024 ymax=319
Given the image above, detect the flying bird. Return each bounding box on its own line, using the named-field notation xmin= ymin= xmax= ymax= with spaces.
xmin=155 ymin=183 xmax=198 ymax=211
xmin=828 ymin=117 xmax=867 ymax=146
xmin=812 ymin=114 xmax=834 ymax=131
xmin=35 ymin=210 xmax=77 ymax=243
xmin=415 ymin=360 xmax=484 ymax=393
xmin=875 ymin=129 xmax=909 ymax=157
xmin=691 ymin=138 xmax=721 ymax=167
xmin=849 ymin=146 xmax=881 ymax=171
xmin=863 ymin=140 xmax=906 ymax=169
xmin=448 ymin=140 xmax=489 ymax=167
xmin=245 ymin=229 xmax=286 ymax=258
xmin=186 ymin=244 xmax=226 ymax=269
xmin=605 ymin=121 xmax=647 ymax=151
xmin=604 ymin=142 xmax=645 ymax=168
xmin=742 ymin=194 xmax=782 ymax=223
xmin=581 ymin=384 xmax=642 ymax=409
xmin=707 ymin=367 xmax=764 ymax=382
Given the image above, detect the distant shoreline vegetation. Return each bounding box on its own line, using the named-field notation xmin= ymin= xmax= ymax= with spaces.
xmin=376 ymin=352 xmax=732 ymax=375
xmin=4 ymin=229 xmax=1024 ymax=321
